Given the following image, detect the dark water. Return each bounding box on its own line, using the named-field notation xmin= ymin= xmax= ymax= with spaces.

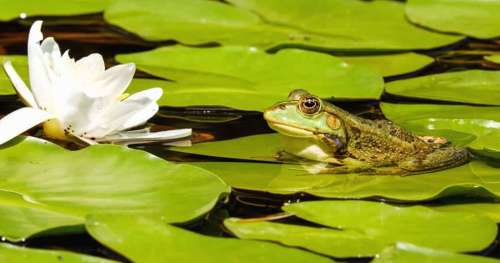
xmin=1 ymin=14 xmax=500 ymax=262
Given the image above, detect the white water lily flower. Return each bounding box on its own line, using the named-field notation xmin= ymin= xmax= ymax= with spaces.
xmin=0 ymin=20 xmax=191 ymax=145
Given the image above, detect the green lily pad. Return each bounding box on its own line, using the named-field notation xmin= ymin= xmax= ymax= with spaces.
xmin=384 ymin=70 xmax=500 ymax=105
xmin=0 ymin=243 xmax=116 ymax=263
xmin=0 ymin=56 xmax=27 ymax=95
xmin=485 ymin=55 xmax=500 ymax=64
xmin=104 ymin=0 xmax=461 ymax=50
xmin=0 ymin=190 xmax=83 ymax=241
xmin=0 ymin=137 xmax=228 ymax=240
xmin=432 ymin=203 xmax=500 ymax=223
xmin=468 ymin=133 xmax=500 ymax=159
xmin=170 ymin=133 xmax=280 ymax=162
xmin=224 ymin=200 xmax=496 ymax=257
xmin=224 ymin=219 xmax=386 ymax=258
xmin=373 ymin=243 xmax=500 ymax=263
xmin=0 ymin=0 xmax=110 ymax=21
xmin=282 ymin=200 xmax=496 ymax=253
xmin=127 ymin=79 xmax=284 ymax=112
xmin=118 ymin=46 xmax=384 ymax=103
xmin=194 ymin=160 xmax=500 ymax=201
xmin=405 ymin=0 xmax=500 ymax=39
xmin=381 ymin=103 xmax=500 ymax=157
xmin=86 ymin=214 xmax=334 ymax=263
xmin=339 ymin=53 xmax=434 ymax=77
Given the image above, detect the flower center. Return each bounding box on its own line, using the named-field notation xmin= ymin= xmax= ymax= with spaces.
xmin=43 ymin=119 xmax=71 ymax=141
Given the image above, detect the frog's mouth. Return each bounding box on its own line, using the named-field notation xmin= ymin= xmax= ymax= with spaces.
xmin=267 ymin=121 xmax=316 ymax=138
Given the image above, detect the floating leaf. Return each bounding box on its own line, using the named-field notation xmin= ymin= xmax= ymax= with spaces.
xmin=485 ymin=55 xmax=500 ymax=64
xmin=282 ymin=200 xmax=496 ymax=253
xmin=104 ymin=0 xmax=461 ymax=50
xmin=406 ymin=0 xmax=500 ymax=39
xmin=170 ymin=133 xmax=280 ymax=162
xmin=86 ymin=214 xmax=334 ymax=263
xmin=339 ymin=53 xmax=433 ymax=77
xmin=118 ymin=46 xmax=384 ymax=105
xmin=128 ymin=79 xmax=283 ymax=111
xmin=384 ymin=70 xmax=500 ymax=105
xmin=0 ymin=190 xmax=82 ymax=241
xmin=0 ymin=56 xmax=27 ymax=95
xmin=0 ymin=243 xmax=116 ymax=263
xmin=194 ymin=160 xmax=500 ymax=201
xmin=373 ymin=243 xmax=500 ymax=263
xmin=224 ymin=218 xmax=386 ymax=258
xmin=225 ymin=200 xmax=496 ymax=257
xmin=0 ymin=137 xmax=228 ymax=240
xmin=432 ymin=203 xmax=500 ymax=223
xmin=0 ymin=0 xmax=110 ymax=21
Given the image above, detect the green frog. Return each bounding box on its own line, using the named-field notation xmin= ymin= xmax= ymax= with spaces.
xmin=263 ymin=89 xmax=470 ymax=175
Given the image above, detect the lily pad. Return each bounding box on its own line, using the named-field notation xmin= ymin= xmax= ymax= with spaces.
xmin=373 ymin=243 xmax=500 ymax=263
xmin=118 ymin=46 xmax=384 ymax=103
xmin=339 ymin=53 xmax=434 ymax=77
xmin=224 ymin=200 xmax=496 ymax=257
xmin=104 ymin=0 xmax=461 ymax=50
xmin=86 ymin=214 xmax=334 ymax=263
xmin=127 ymin=79 xmax=284 ymax=112
xmin=0 ymin=243 xmax=116 ymax=263
xmin=224 ymin=219 xmax=387 ymax=258
xmin=282 ymin=200 xmax=496 ymax=252
xmin=194 ymin=160 xmax=500 ymax=201
xmin=0 ymin=136 xmax=228 ymax=240
xmin=170 ymin=133 xmax=280 ymax=162
xmin=406 ymin=0 xmax=500 ymax=39
xmin=0 ymin=0 xmax=110 ymax=21
xmin=0 ymin=56 xmax=27 ymax=95
xmin=0 ymin=190 xmax=82 ymax=241
xmin=432 ymin=203 xmax=500 ymax=223
xmin=384 ymin=70 xmax=500 ymax=105
xmin=485 ymin=55 xmax=500 ymax=64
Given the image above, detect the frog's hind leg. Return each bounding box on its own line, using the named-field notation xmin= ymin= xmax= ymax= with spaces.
xmin=399 ymin=147 xmax=470 ymax=174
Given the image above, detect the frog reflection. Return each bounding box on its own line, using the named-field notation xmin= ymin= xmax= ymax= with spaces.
xmin=263 ymin=89 xmax=469 ymax=175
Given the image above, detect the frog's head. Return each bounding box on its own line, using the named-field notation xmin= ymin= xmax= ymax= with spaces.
xmin=264 ymin=89 xmax=345 ymax=139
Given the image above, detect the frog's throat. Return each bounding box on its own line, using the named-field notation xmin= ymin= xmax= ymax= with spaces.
xmin=267 ymin=121 xmax=316 ymax=138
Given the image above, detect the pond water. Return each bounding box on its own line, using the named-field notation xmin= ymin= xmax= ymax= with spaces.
xmin=1 ymin=12 xmax=500 ymax=263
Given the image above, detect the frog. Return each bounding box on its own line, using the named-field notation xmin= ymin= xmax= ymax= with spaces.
xmin=263 ymin=89 xmax=470 ymax=175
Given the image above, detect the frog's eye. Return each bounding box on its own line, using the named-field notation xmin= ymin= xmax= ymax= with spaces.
xmin=299 ymin=96 xmax=321 ymax=115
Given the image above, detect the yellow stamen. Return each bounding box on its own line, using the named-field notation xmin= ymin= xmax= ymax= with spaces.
xmin=43 ymin=119 xmax=70 ymax=141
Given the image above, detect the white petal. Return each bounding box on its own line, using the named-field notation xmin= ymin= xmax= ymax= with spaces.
xmin=119 ymin=88 xmax=163 ymax=129
xmin=97 ymin=128 xmax=192 ymax=145
xmin=3 ymin=61 xmax=38 ymax=108
xmin=75 ymin=53 xmax=105 ymax=79
xmin=28 ymin=21 xmax=53 ymax=110
xmin=85 ymin=63 xmax=135 ymax=98
xmin=0 ymin=107 xmax=52 ymax=145
xmin=40 ymin=37 xmax=61 ymax=58
xmin=127 ymin=87 xmax=163 ymax=101
xmin=82 ymin=88 xmax=162 ymax=138
xmin=28 ymin=21 xmax=43 ymax=44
